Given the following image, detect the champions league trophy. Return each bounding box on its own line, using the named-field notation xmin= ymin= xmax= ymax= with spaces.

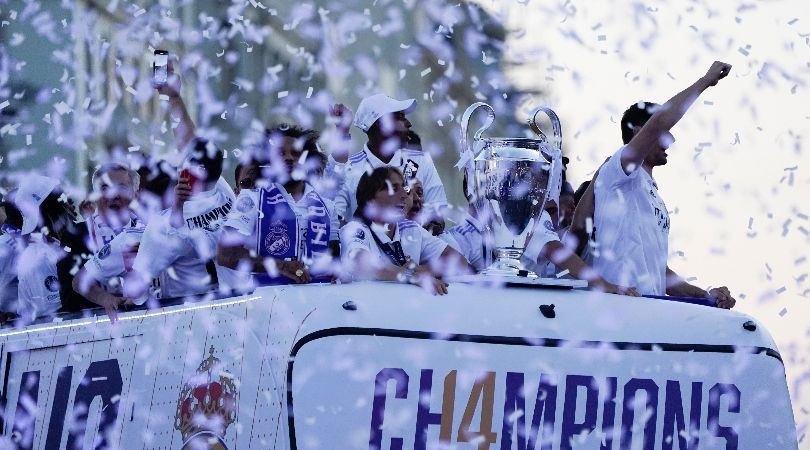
xmin=459 ymin=102 xmax=566 ymax=282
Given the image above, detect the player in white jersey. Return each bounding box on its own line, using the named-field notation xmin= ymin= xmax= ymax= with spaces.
xmin=84 ymin=162 xmax=143 ymax=252
xmin=592 ymin=61 xmax=736 ymax=308
xmin=218 ymin=125 xmax=340 ymax=286
xmin=334 ymin=94 xmax=448 ymax=222
xmin=340 ymin=167 xmax=469 ymax=295
xmin=126 ymin=139 xmax=235 ymax=303
xmin=8 ymin=176 xmax=95 ymax=321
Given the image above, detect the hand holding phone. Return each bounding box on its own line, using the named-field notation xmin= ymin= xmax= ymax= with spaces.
xmin=153 ymin=50 xmax=169 ymax=88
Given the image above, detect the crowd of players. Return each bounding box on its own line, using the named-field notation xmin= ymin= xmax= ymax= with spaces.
xmin=0 ymin=59 xmax=737 ymax=325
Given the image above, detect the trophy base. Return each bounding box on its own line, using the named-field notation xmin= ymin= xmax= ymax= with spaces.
xmin=451 ymin=259 xmax=588 ymax=289
xmin=448 ymin=273 xmax=588 ymax=289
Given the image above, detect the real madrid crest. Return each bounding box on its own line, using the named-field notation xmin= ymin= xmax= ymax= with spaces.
xmin=264 ymin=220 xmax=291 ymax=256
xmin=403 ymin=159 xmax=419 ymax=180
xmin=175 ymin=346 xmax=237 ymax=450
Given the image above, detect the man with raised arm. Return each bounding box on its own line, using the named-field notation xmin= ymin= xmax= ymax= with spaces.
xmin=592 ymin=61 xmax=736 ymax=308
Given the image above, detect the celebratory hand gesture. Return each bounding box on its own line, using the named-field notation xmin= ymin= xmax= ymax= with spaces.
xmin=702 ymin=61 xmax=732 ymax=87
xmin=330 ymin=103 xmax=354 ymax=134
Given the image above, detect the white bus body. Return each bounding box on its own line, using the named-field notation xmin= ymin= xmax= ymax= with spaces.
xmin=0 ymin=282 xmax=797 ymax=449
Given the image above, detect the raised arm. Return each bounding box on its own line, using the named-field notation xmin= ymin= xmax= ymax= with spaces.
xmin=621 ymin=61 xmax=732 ymax=173
xmin=155 ymin=56 xmax=196 ymax=153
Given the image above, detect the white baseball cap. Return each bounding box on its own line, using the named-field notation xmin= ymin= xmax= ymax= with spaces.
xmin=13 ymin=175 xmax=59 ymax=235
xmin=353 ymin=94 xmax=416 ymax=133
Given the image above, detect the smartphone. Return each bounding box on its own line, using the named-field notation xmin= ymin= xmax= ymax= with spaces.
xmin=153 ymin=50 xmax=169 ymax=87
xmin=180 ymin=168 xmax=199 ymax=192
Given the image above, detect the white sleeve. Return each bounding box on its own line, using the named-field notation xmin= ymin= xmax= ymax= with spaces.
xmin=324 ymin=155 xmax=346 ymax=200
xmin=334 ymin=178 xmax=351 ymax=223
xmin=419 ymin=153 xmax=448 ymax=209
xmin=216 ymin=176 xmax=237 ymax=201
xmin=439 ymin=231 xmax=463 ymax=254
xmin=132 ymin=214 xmax=184 ymax=280
xmin=522 ymin=211 xmax=561 ymax=264
xmin=418 ymin=227 xmax=448 ymax=264
xmin=340 ymin=222 xmax=373 ymax=260
xmin=325 ymin=199 xmax=340 ymax=242
xmin=83 ymin=234 xmax=128 ymax=282
xmin=597 ymin=146 xmax=641 ymax=191
xmin=224 ymin=190 xmax=259 ymax=236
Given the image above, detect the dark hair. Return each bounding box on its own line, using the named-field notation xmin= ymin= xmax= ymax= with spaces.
xmin=573 ymin=181 xmax=590 ymax=205
xmin=354 ymin=167 xmax=404 ymax=221
xmin=621 ymin=101 xmax=660 ymax=145
xmin=188 ymin=138 xmax=224 ymax=182
xmin=38 ymin=192 xmax=81 ymax=239
xmin=264 ymin=124 xmax=319 ymax=154
xmin=0 ymin=201 xmax=23 ymax=231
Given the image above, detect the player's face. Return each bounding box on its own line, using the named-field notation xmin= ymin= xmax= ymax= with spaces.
xmin=235 ymin=164 xmax=260 ymax=194
xmin=408 ymin=180 xmax=424 ymax=216
xmin=373 ymin=172 xmax=409 ymax=222
xmin=97 ymin=169 xmax=135 ymax=215
xmin=272 ymin=136 xmax=303 ymax=180
xmin=376 ymin=111 xmax=412 ymax=145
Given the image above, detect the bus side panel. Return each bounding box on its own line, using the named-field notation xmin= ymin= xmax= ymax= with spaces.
xmin=290 ymin=332 xmax=797 ymax=450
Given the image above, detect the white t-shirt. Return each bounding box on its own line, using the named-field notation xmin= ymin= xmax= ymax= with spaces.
xmin=334 ymin=145 xmax=448 ymax=221
xmin=440 ymin=214 xmax=491 ymax=273
xmin=225 ymin=183 xmax=340 ymax=255
xmin=17 ymin=238 xmax=63 ymax=320
xmin=132 ymin=178 xmax=235 ymax=299
xmin=340 ymin=220 xmax=447 ymax=275
xmin=593 ymin=146 xmax=670 ymax=295
xmin=521 ymin=210 xmax=564 ymax=277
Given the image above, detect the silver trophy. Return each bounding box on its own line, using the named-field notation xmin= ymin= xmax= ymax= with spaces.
xmin=459 ymin=102 xmax=563 ymax=279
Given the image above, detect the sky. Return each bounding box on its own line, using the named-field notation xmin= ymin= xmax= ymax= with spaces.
xmin=474 ymin=0 xmax=810 ymax=436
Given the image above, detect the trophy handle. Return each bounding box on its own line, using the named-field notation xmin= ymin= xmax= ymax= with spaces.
xmin=528 ymin=106 xmax=562 ymax=151
xmin=528 ymin=106 xmax=564 ymax=225
xmin=459 ymin=102 xmax=495 ymax=199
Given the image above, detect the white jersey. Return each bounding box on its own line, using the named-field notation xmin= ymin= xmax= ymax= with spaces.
xmin=132 ymin=178 xmax=235 ymax=299
xmin=16 ymin=238 xmax=63 ymax=320
xmin=340 ymin=220 xmax=447 ymax=274
xmin=334 ymin=145 xmax=447 ymax=221
xmin=440 ymin=214 xmax=492 ymax=273
xmin=593 ymin=146 xmax=670 ymax=295
xmin=83 ymin=225 xmax=147 ymax=296
xmin=521 ymin=210 xmax=565 ymax=277
xmin=86 ymin=212 xmax=142 ymax=252
xmin=225 ymin=183 xmax=340 ymax=255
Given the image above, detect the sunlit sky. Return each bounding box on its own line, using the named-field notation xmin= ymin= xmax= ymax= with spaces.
xmin=473 ymin=0 xmax=810 ymax=432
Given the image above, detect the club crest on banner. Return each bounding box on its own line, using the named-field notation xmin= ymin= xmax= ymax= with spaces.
xmin=174 ymin=346 xmax=237 ymax=450
xmin=264 ymin=220 xmax=291 ymax=256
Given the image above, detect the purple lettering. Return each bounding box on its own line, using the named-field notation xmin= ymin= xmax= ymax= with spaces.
xmin=11 ymin=370 xmax=39 ymax=450
xmin=369 ymin=368 xmax=409 ymax=450
xmin=599 ymin=377 xmax=618 ymax=450
xmin=662 ymin=381 xmax=702 ymax=450
xmin=708 ymin=383 xmax=740 ymax=450
xmin=620 ymin=378 xmax=659 ymax=449
xmin=501 ymin=372 xmax=558 ymax=450
xmin=66 ymin=359 xmax=123 ymax=450
xmin=561 ymin=375 xmax=598 ymax=450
